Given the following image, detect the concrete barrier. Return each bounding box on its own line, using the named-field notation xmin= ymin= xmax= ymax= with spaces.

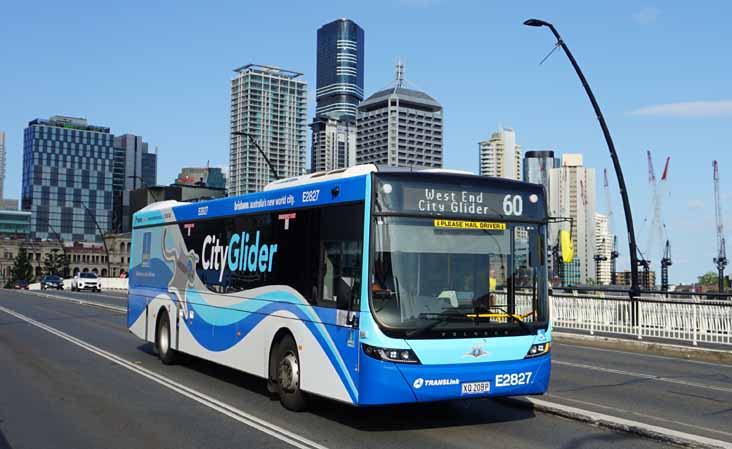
xmin=29 ymin=277 xmax=129 ymax=291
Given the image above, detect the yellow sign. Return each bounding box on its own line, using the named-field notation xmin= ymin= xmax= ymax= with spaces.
xmin=433 ymin=219 xmax=506 ymax=231
xmin=560 ymin=230 xmax=574 ymax=263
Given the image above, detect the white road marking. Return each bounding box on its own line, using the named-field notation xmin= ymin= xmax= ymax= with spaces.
xmin=0 ymin=305 xmax=329 ymax=449
xmin=557 ymin=341 xmax=732 ymax=368
xmin=25 ymin=291 xmax=126 ymax=313
xmin=553 ymin=359 xmax=732 ymax=394
xmin=518 ymin=396 xmax=732 ymax=449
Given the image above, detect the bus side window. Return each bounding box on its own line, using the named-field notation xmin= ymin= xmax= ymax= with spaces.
xmin=317 ymin=204 xmax=364 ymax=310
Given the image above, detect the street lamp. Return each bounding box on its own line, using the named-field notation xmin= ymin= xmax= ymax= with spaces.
xmin=78 ymin=201 xmax=111 ymax=277
xmin=524 ymin=18 xmax=641 ymax=298
xmin=232 ymin=131 xmax=280 ymax=181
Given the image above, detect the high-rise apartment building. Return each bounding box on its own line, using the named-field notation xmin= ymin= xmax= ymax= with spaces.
xmin=311 ymin=118 xmax=357 ymax=173
xmin=22 ymin=116 xmax=115 ymax=242
xmin=356 ymin=63 xmax=443 ymax=168
xmin=229 ymin=64 xmax=308 ymax=195
xmin=549 ymin=154 xmax=597 ymax=285
xmin=311 ymin=19 xmax=364 ymax=173
xmin=479 ymin=128 xmax=521 ymax=180
xmin=595 ymin=212 xmax=613 ymax=285
xmin=112 ymin=134 xmax=157 ymax=233
xmin=315 ymin=18 xmax=364 ymax=120
xmin=0 ymin=131 xmax=5 ymax=201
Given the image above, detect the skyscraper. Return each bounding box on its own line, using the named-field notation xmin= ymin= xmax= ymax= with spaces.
xmin=311 ymin=19 xmax=364 ymax=173
xmin=112 ymin=134 xmax=158 ymax=233
xmin=479 ymin=128 xmax=521 ymax=180
xmin=22 ymin=116 xmax=115 ymax=242
xmin=356 ymin=62 xmax=443 ymax=168
xmin=229 ymin=64 xmax=308 ymax=195
xmin=0 ymin=131 xmax=5 ymax=201
xmin=549 ymin=154 xmax=597 ymax=285
xmin=310 ymin=118 xmax=357 ymax=172
xmin=595 ymin=212 xmax=613 ymax=285
xmin=315 ymin=19 xmax=364 ymax=120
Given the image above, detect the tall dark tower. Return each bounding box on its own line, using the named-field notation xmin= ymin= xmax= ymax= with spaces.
xmin=315 ymin=18 xmax=365 ymax=120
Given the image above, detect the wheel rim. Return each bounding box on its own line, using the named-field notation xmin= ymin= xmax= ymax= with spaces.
xmin=159 ymin=321 xmax=169 ymax=355
xmin=279 ymin=352 xmax=299 ymax=393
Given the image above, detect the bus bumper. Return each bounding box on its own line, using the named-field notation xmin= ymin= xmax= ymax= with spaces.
xmin=358 ymin=353 xmax=551 ymax=405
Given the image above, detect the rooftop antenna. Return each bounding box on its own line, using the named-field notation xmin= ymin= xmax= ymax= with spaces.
xmin=395 ymin=59 xmax=405 ymax=89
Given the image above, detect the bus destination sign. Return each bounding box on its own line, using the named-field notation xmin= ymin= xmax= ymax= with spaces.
xmin=375 ymin=177 xmax=545 ymax=221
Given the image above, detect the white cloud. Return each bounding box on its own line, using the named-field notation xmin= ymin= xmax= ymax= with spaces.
xmin=631 ymin=100 xmax=732 ymax=118
xmin=633 ymin=7 xmax=659 ymax=25
xmin=688 ymin=200 xmax=704 ymax=210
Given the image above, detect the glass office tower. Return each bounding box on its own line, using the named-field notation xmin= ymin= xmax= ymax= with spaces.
xmin=315 ymin=19 xmax=365 ymax=120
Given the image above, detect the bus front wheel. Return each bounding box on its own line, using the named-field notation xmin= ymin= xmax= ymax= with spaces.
xmin=276 ymin=335 xmax=307 ymax=412
xmin=156 ymin=312 xmax=178 ymax=365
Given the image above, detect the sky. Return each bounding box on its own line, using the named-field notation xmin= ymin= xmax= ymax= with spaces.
xmin=1 ymin=0 xmax=730 ymax=283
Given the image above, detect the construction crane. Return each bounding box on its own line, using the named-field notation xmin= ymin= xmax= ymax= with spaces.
xmin=642 ymin=151 xmax=671 ymax=291
xmin=713 ymin=160 xmax=727 ymax=293
xmin=661 ymin=240 xmax=672 ymax=292
xmin=603 ymin=169 xmax=620 ymax=284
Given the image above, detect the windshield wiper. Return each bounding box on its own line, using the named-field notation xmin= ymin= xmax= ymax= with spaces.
xmin=478 ymin=305 xmax=533 ymax=333
xmin=405 ymin=312 xmax=469 ymax=338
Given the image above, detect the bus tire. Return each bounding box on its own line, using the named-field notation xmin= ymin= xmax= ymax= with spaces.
xmin=276 ymin=335 xmax=307 ymax=412
xmin=156 ymin=312 xmax=178 ymax=365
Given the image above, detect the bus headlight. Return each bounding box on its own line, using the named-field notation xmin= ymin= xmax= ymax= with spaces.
xmin=525 ymin=342 xmax=551 ymax=358
xmin=362 ymin=344 xmax=421 ymax=364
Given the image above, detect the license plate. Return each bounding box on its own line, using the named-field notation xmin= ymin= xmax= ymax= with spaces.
xmin=461 ymin=381 xmax=491 ymax=395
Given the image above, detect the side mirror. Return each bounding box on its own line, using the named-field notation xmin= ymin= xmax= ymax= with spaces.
xmin=560 ymin=230 xmax=574 ymax=263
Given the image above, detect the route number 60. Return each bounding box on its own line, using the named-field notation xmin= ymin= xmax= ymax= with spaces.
xmin=502 ymin=194 xmax=523 ymax=216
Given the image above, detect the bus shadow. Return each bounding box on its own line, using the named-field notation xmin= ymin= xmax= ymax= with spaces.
xmin=307 ymin=396 xmax=537 ymax=431
xmin=135 ymin=343 xmax=536 ymax=431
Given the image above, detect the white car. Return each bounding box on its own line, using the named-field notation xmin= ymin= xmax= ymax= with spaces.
xmin=71 ymin=272 xmax=101 ymax=292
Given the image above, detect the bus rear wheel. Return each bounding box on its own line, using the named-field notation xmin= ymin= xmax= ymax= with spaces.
xmin=156 ymin=313 xmax=178 ymax=365
xmin=276 ymin=335 xmax=307 ymax=412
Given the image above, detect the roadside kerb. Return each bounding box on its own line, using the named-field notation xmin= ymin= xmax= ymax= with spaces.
xmin=554 ymin=331 xmax=732 ymax=365
xmin=505 ymin=396 xmax=732 ymax=449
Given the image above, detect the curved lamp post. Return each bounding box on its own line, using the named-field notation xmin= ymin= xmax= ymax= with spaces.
xmin=232 ymin=131 xmax=280 ymax=181
xmin=80 ymin=202 xmax=111 ymax=277
xmin=524 ymin=18 xmax=640 ymax=297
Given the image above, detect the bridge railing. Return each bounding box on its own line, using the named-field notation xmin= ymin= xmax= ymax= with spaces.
xmin=550 ymin=292 xmax=732 ymax=346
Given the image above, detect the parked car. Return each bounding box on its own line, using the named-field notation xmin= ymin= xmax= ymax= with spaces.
xmin=13 ymin=280 xmax=29 ymax=290
xmin=41 ymin=275 xmax=64 ymax=290
xmin=71 ymin=272 xmax=101 ymax=292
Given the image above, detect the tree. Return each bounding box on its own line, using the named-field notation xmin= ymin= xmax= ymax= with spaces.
xmin=697 ymin=272 xmax=730 ymax=289
xmin=11 ymin=247 xmax=35 ymax=283
xmin=43 ymin=248 xmax=66 ymax=276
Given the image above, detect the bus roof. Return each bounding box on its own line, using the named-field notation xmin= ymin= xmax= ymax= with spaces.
xmin=132 ymin=165 xmax=546 ymax=228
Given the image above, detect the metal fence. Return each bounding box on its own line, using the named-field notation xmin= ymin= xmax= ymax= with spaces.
xmin=550 ymin=292 xmax=732 ymax=346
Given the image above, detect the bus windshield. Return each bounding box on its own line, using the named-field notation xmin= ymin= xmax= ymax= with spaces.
xmin=371 ymin=216 xmax=547 ymax=337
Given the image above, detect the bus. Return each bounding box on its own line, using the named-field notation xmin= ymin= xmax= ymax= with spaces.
xmin=127 ymin=165 xmax=551 ymax=411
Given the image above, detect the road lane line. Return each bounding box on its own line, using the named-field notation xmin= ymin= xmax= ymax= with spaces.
xmin=508 ymin=396 xmax=732 ymax=449
xmin=553 ymin=360 xmax=732 ymax=394
xmin=557 ymin=342 xmax=732 ymax=368
xmin=0 ymin=305 xmax=329 ymax=449
xmin=23 ymin=291 xmax=126 ymax=313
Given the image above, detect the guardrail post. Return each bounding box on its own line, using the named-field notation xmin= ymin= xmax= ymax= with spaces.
xmin=637 ymin=300 xmax=643 ymax=340
xmin=590 ymin=297 xmax=595 ymax=335
xmin=693 ymin=301 xmax=698 ymax=346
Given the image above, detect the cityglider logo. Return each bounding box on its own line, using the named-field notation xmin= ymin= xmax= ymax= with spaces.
xmin=201 ymin=231 xmax=279 ymax=282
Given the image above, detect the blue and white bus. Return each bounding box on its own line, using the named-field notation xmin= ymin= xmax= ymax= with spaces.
xmin=128 ymin=165 xmax=551 ymax=410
